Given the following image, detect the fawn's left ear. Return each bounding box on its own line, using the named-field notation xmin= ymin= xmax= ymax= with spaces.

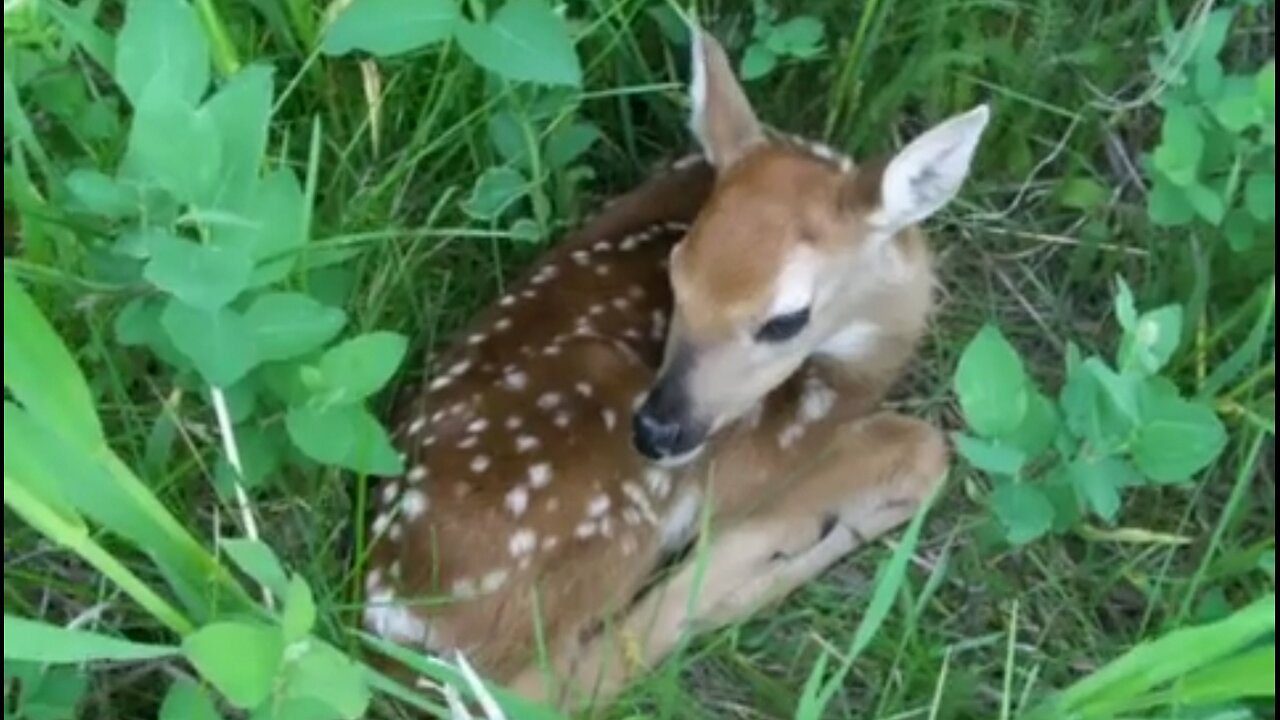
xmin=848 ymin=105 xmax=991 ymax=234
xmin=687 ymin=25 xmax=766 ymax=169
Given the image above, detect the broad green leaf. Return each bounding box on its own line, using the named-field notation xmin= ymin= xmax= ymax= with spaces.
xmin=953 ymin=324 xmax=1029 ymax=437
xmin=311 ymin=331 xmax=408 ymax=404
xmin=321 ymin=0 xmax=459 ymax=56
xmin=1042 ymin=466 xmax=1084 ymax=533
xmin=283 ymin=576 xmax=316 ymax=643
xmin=455 ymin=0 xmax=583 ymax=87
xmin=114 ymin=0 xmax=210 ymax=106
xmin=545 ymin=121 xmax=601 ymax=169
xmin=1172 ymin=645 xmax=1274 ymax=706
xmin=183 ymin=622 xmax=284 ymax=710
xmin=4 ymin=275 xmax=103 ymax=446
xmin=249 ymin=696 xmax=342 ymax=720
xmin=285 ymin=404 xmax=403 ymax=476
xmin=1066 ymin=456 xmax=1136 ymax=523
xmin=1245 ymin=172 xmax=1274 ymax=222
xmin=4 ymin=403 xmax=88 ymax=530
xmin=509 ymin=218 xmax=542 ymax=243
xmin=1213 ymin=93 xmax=1262 ymax=131
xmin=740 ymin=44 xmax=777 ymax=80
xmin=281 ymin=640 xmax=370 ymax=718
xmin=244 ymin=169 xmax=308 ymax=285
xmin=1000 ymin=391 xmax=1060 ymax=459
xmin=1259 ymin=60 xmax=1275 ymax=114
xmin=1152 ymin=106 xmax=1203 ymax=187
xmin=204 ymin=64 xmax=275 ymax=213
xmin=159 ymin=677 xmax=222 ymax=720
xmin=63 ymin=169 xmax=137 ymax=218
xmin=1193 ymin=8 xmax=1233 ymax=64
xmin=486 ymin=111 xmax=533 ymax=169
xmin=244 ymin=293 xmax=347 ymax=362
xmin=1223 ymin=209 xmax=1257 ymax=252
xmin=990 ymin=482 xmax=1054 ymax=545
xmin=3 ymin=615 xmax=177 ymax=663
xmin=6 ymin=664 xmax=89 ymax=720
xmin=214 ymin=421 xmax=283 ymax=490
xmin=39 ymin=0 xmax=116 ymax=71
xmin=1148 ymin=176 xmax=1195 ymax=226
xmin=1119 ymin=304 xmax=1183 ymax=375
xmin=463 ymin=167 xmax=527 ymax=220
xmin=767 ymin=16 xmax=825 ymax=57
xmin=1084 ymin=358 xmax=1140 ymax=423
xmin=1195 ymin=57 xmax=1225 ymax=99
xmin=1201 ymin=277 xmax=1274 ymax=397
xmin=221 ymin=539 xmax=290 ymax=599
xmin=1057 ymin=177 xmax=1110 ymax=211
xmin=143 ymin=233 xmax=253 ymax=310
xmin=161 ymin=300 xmax=259 ymax=387
xmin=1133 ymin=382 xmax=1227 ymax=483
xmin=123 ymin=85 xmax=222 ymax=207
xmin=952 ymin=433 xmax=1026 ymax=476
xmin=1186 ymin=182 xmax=1226 ymax=225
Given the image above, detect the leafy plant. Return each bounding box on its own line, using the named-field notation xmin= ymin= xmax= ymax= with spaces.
xmin=1144 ymin=6 xmax=1275 ymax=252
xmin=952 ymin=278 xmax=1229 ymax=545
xmin=739 ymin=0 xmax=826 ymax=81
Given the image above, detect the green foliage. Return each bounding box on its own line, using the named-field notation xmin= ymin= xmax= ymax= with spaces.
xmin=953 ymin=279 xmax=1228 ymax=545
xmin=1144 ymin=7 xmax=1275 ymax=251
xmin=739 ymin=0 xmax=826 ymax=81
xmin=3 ymin=615 xmax=177 ymax=664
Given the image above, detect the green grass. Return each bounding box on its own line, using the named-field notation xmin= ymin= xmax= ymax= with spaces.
xmin=3 ymin=0 xmax=1275 ymax=718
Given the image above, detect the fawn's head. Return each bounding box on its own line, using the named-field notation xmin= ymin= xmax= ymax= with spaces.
xmin=632 ymin=27 xmax=990 ymax=465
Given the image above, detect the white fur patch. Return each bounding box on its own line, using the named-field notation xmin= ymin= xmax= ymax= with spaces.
xmin=816 ymin=321 xmax=880 ymax=361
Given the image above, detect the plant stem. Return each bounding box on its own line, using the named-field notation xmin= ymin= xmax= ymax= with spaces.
xmin=194 ymin=0 xmax=241 ymax=77
xmin=210 ymin=387 xmax=275 ymax=611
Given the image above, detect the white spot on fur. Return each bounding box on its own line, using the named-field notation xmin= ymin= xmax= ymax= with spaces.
xmin=494 ymin=318 xmax=513 ymax=331
xmin=541 ymin=536 xmax=559 ymax=551
xmin=371 ymin=513 xmax=392 ymax=538
xmin=466 ymin=418 xmax=489 ymax=433
xmin=457 ymin=435 xmax=479 ymax=449
xmin=778 ymin=423 xmax=804 ymax=448
xmin=407 ymin=417 xmax=425 ymax=435
xmin=622 ymin=482 xmax=659 ymax=525
xmin=401 ymin=489 xmax=428 ymax=521
xmin=363 ymin=590 xmax=430 ymax=644
xmin=587 ymin=494 xmax=611 ymax=517
xmin=468 ymin=333 xmax=486 ymax=346
xmin=500 ymin=295 xmax=516 ymax=307
xmin=644 ymin=467 xmax=672 ymax=499
xmin=381 ymin=482 xmax=400 ymax=506
xmin=650 ymin=311 xmax=667 ymax=341
xmin=602 ymin=408 xmax=617 ymax=430
xmin=480 ymin=569 xmax=509 ymax=593
xmin=799 ymin=374 xmax=836 ymax=422
xmin=572 ymin=250 xmax=590 ymax=265
xmin=452 ymin=578 xmax=477 ymax=599
xmin=553 ymin=411 xmax=570 ymax=428
xmin=429 ymin=376 xmax=451 ymax=391
xmin=470 ymin=455 xmax=491 ymax=473
xmin=407 ymin=465 xmax=428 ymax=483
xmin=503 ymin=371 xmax=528 ymax=390
xmin=574 ymin=521 xmax=596 ymax=539
xmin=509 ymin=528 xmax=537 ymax=558
xmin=528 ymin=462 xmax=552 ymax=489
xmin=448 ymin=360 xmax=471 ymax=377
xmin=516 ymin=434 xmax=540 ymax=453
xmin=575 ymin=382 xmax=592 ymax=397
xmin=595 ymin=265 xmax=611 ymax=276
xmin=506 ymin=415 xmax=523 ymax=429
xmin=537 ymin=392 xmax=561 ymax=409
xmin=505 ymin=485 xmax=529 ymax=517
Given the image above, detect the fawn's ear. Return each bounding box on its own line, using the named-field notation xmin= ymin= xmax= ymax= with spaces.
xmin=849 ymin=105 xmax=991 ymax=234
xmin=687 ymin=26 xmax=765 ymax=169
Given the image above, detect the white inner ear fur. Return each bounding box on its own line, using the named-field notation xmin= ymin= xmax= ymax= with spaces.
xmin=686 ymin=26 xmax=764 ymax=168
xmin=870 ymin=104 xmax=991 ymax=233
xmin=688 ymin=29 xmax=710 ymax=155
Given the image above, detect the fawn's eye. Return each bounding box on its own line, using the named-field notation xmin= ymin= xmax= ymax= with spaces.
xmin=754 ymin=307 xmax=811 ymax=343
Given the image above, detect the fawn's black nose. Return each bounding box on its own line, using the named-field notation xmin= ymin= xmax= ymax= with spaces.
xmin=632 ymin=407 xmax=684 ymax=460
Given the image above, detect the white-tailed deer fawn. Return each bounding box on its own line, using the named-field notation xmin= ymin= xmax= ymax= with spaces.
xmin=362 ymin=25 xmax=989 ymax=712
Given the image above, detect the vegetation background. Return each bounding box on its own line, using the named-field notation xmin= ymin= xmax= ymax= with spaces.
xmin=2 ymin=0 xmax=1274 ymax=718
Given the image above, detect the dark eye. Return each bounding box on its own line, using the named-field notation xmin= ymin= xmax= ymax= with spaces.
xmin=754 ymin=307 xmax=811 ymax=343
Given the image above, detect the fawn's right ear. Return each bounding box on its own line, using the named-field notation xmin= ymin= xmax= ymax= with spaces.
xmin=687 ymin=26 xmax=765 ymax=169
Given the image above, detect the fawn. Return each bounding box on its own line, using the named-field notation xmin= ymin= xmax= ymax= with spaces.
xmin=361 ymin=24 xmax=989 ymax=712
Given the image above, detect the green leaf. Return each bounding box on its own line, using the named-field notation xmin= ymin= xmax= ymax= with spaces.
xmin=161 ymin=300 xmax=259 ymax=387
xmin=63 ymin=170 xmax=138 ymax=218
xmin=1152 ymin=106 xmax=1204 ymax=187
xmin=1132 ymin=382 xmax=1228 ymax=483
xmin=991 ymin=482 xmax=1054 ymax=545
xmin=1245 ymin=172 xmax=1274 ymax=222
xmin=1066 ymin=456 xmax=1137 ymax=523
xmin=455 ymin=0 xmax=583 ymax=87
xmin=1186 ymin=182 xmax=1226 ymax=224
xmin=4 ymin=275 xmax=103 ymax=446
xmin=1212 ymin=93 xmax=1262 ymax=131
xmin=952 ymin=433 xmax=1026 ymax=476
xmin=1119 ymin=304 xmax=1183 ymax=375
xmin=740 ymin=44 xmax=777 ymax=80
xmin=143 ymin=233 xmax=253 ymax=310
xmin=1114 ymin=275 xmax=1138 ymax=331
xmin=1148 ymin=176 xmax=1196 ymax=226
xmin=953 ymin=324 xmax=1029 ymax=437
xmin=221 ymin=539 xmax=290 ymax=599
xmin=1056 ymin=177 xmax=1110 ymax=211
xmin=1085 ymin=358 xmax=1140 ymax=424
xmin=3 ymin=615 xmax=177 ymax=663
xmin=1172 ymin=645 xmax=1274 ymax=706
xmin=1000 ymin=391 xmax=1060 ymax=459
xmin=281 ymin=640 xmax=371 ymax=719
xmin=183 ymin=621 xmax=284 ymax=710
xmin=204 ymin=64 xmax=275 ymax=213
xmin=114 ymin=0 xmax=210 ymax=107
xmin=123 ymin=84 xmax=222 ymax=207
xmin=1193 ymin=9 xmax=1233 ymax=64
xmin=1195 ymin=57 xmax=1225 ymax=99
xmin=286 ymin=404 xmax=403 ymax=476
xmin=159 ymin=677 xmax=222 ymax=720
xmin=7 ymin=665 xmax=89 ymax=720
xmin=283 ymin=576 xmax=316 ymax=643
xmin=767 ymin=16 xmax=824 ymax=57
xmin=1224 ymin=209 xmax=1258 ymax=251
xmin=545 ymin=121 xmax=601 ymax=169
xmin=463 ymin=166 xmax=526 ymax=221
xmin=321 ymin=0 xmax=459 ymax=56
xmin=244 ymin=293 xmax=347 ymax=363
xmin=309 ymin=331 xmax=407 ymax=404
